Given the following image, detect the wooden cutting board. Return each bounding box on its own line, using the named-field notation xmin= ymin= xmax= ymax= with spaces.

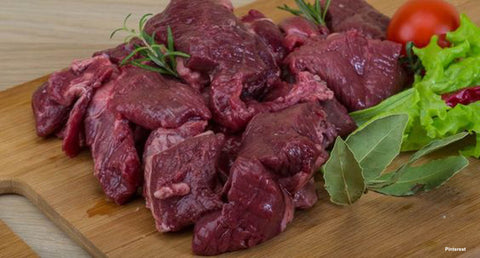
xmin=0 ymin=221 xmax=37 ymax=257
xmin=2 ymin=0 xmax=480 ymax=257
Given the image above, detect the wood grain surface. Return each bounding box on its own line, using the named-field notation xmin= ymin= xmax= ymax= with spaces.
xmin=0 ymin=195 xmax=89 ymax=257
xmin=1 ymin=0 xmax=480 ymax=257
xmin=0 ymin=220 xmax=37 ymax=258
xmin=0 ymin=0 xmax=256 ymax=90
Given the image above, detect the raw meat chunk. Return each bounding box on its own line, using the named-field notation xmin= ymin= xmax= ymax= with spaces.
xmin=239 ymin=103 xmax=334 ymax=192
xmin=326 ymin=0 xmax=390 ymax=39
xmin=143 ymin=121 xmax=208 ymax=209
xmin=144 ymin=132 xmax=224 ymax=232
xmin=111 ymin=66 xmax=211 ymax=130
xmin=84 ymin=81 xmax=140 ymax=205
xmin=285 ymin=31 xmax=407 ymax=111
xmin=241 ymin=9 xmax=288 ymax=63
xmin=293 ymin=179 xmax=318 ymax=210
xmin=32 ymin=82 xmax=70 ymax=137
xmin=32 ymin=56 xmax=116 ymax=157
xmin=192 ymin=157 xmax=293 ymax=255
xmin=320 ymin=98 xmax=357 ymax=138
xmin=279 ymin=16 xmax=329 ymax=50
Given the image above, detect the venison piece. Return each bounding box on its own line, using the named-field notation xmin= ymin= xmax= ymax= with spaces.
xmin=144 ymin=132 xmax=224 ymax=232
xmin=193 ymin=102 xmax=338 ymax=255
xmin=279 ymin=16 xmax=329 ymax=51
xmin=325 ymin=0 xmax=390 ymax=39
xmin=241 ymin=9 xmax=288 ymax=64
xmin=193 ymin=157 xmax=294 ymax=256
xmin=285 ymin=30 xmax=407 ymax=111
xmin=32 ymin=56 xmax=116 ymax=157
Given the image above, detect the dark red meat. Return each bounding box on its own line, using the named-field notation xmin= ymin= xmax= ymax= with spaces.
xmin=145 ymin=0 xmax=278 ymax=94
xmin=241 ymin=9 xmax=288 ymax=64
xmin=143 ymin=120 xmax=208 ymax=209
xmin=31 ymin=0 xmax=369 ymax=254
xmin=279 ymin=16 xmax=329 ymax=51
xmin=32 ymin=82 xmax=70 ymax=137
xmin=192 ymin=102 xmax=338 ymax=255
xmin=285 ymin=30 xmax=407 ymax=111
xmin=111 ymin=67 xmax=211 ymax=130
xmin=84 ymin=80 xmax=140 ymax=205
xmin=144 ymin=132 xmax=224 ymax=232
xmin=32 ymin=56 xmax=116 ymax=157
xmin=320 ymin=98 xmax=358 ymax=138
xmin=192 ymin=157 xmax=294 ymax=256
xmin=293 ymin=179 xmax=318 ymax=210
xmin=239 ymin=103 xmax=333 ymax=192
xmin=217 ymin=133 xmax=243 ymax=181
xmin=325 ymin=0 xmax=390 ymax=39
xmin=144 ymin=0 xmax=276 ymax=130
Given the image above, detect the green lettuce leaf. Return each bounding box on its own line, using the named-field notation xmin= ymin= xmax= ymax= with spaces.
xmin=448 ymin=15 xmax=480 ymax=55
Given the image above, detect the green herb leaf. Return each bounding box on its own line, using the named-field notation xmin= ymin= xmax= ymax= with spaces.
xmin=350 ymin=89 xmax=417 ymax=127
xmin=130 ymin=60 xmax=169 ymax=73
xmin=110 ymin=14 xmax=190 ymax=78
xmin=141 ymin=30 xmax=155 ymax=46
xmin=166 ymin=26 xmax=176 ymax=70
xmin=369 ymin=132 xmax=469 ymax=189
xmin=409 ymin=132 xmax=469 ymax=163
xmin=322 ymin=117 xmax=468 ymax=205
xmin=323 ymin=137 xmax=366 ymax=205
xmin=278 ymin=4 xmax=302 ymax=16
xmin=322 ymin=0 xmax=331 ymax=20
xmin=139 ymin=13 xmax=153 ymax=33
xmin=119 ymin=46 xmax=151 ymax=66
xmin=110 ymin=13 xmax=132 ymax=39
xmin=278 ymin=0 xmax=331 ymax=26
xmin=346 ymin=114 xmax=409 ymax=181
xmin=401 ymin=41 xmax=425 ymax=75
xmin=375 ymin=156 xmax=468 ymax=196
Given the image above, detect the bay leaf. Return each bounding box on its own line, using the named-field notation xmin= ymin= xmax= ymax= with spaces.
xmin=323 ymin=137 xmax=365 ymax=205
xmin=408 ymin=132 xmax=469 ymax=163
xmin=388 ymin=132 xmax=469 ymax=185
xmin=346 ymin=114 xmax=409 ymax=181
xmin=375 ymin=155 xmax=469 ymax=196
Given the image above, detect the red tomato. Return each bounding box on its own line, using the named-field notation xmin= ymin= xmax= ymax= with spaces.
xmin=387 ymin=0 xmax=460 ymax=54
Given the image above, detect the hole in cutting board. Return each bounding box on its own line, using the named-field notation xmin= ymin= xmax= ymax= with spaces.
xmin=0 ymin=194 xmax=89 ymax=258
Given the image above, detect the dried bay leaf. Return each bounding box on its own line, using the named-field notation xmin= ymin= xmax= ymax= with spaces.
xmin=346 ymin=114 xmax=408 ymax=180
xmin=408 ymin=132 xmax=469 ymax=163
xmin=375 ymin=156 xmax=468 ymax=196
xmin=322 ymin=116 xmax=469 ymax=205
xmin=323 ymin=137 xmax=365 ymax=205
xmin=372 ymin=132 xmax=469 ymax=188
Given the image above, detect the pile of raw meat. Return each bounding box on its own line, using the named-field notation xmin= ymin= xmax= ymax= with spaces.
xmin=32 ymin=0 xmax=408 ymax=255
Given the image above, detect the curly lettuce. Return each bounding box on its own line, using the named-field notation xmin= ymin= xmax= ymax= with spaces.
xmin=351 ymin=15 xmax=480 ymax=158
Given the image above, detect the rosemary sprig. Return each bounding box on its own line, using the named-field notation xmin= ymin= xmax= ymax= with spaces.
xmin=110 ymin=14 xmax=190 ymax=78
xmin=278 ymin=0 xmax=331 ymax=26
xmin=401 ymin=41 xmax=424 ymax=76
